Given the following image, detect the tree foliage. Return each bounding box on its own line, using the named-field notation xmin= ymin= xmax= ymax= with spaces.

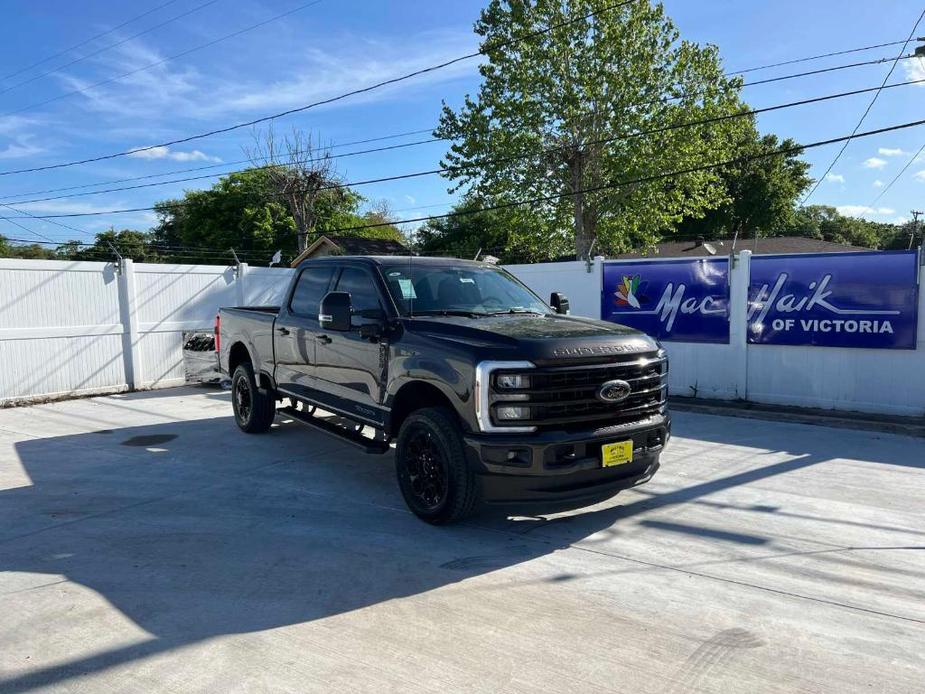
xmin=676 ymin=127 xmax=811 ymax=239
xmin=435 ymin=0 xmax=748 ymax=259
xmin=779 ymin=205 xmax=906 ymax=249
xmin=414 ymin=195 xmax=571 ymax=263
xmin=150 ymin=167 xmax=403 ymax=264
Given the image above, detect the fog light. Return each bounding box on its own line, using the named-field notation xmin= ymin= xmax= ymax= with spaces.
xmin=496 ymin=373 xmax=530 ymax=389
xmin=495 ymin=405 xmax=530 ymax=420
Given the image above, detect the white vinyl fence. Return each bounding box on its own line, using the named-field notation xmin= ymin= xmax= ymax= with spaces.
xmin=3 ymin=255 xmax=923 ymax=416
xmin=506 ymin=253 xmax=925 ymax=417
xmin=0 ymin=259 xmax=293 ymax=405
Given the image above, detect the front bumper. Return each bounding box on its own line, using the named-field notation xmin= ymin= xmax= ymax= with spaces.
xmin=463 ymin=413 xmax=670 ymax=509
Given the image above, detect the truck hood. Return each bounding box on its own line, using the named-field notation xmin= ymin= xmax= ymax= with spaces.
xmin=406 ymin=313 xmax=658 ymax=362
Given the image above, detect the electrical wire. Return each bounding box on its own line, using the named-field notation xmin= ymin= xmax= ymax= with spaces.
xmin=7 ymin=76 xmax=925 ymax=217
xmin=0 ymin=0 xmax=222 ymax=97
xmin=296 ymin=116 xmax=925 ymax=237
xmin=802 ymin=9 xmax=925 ymax=204
xmin=0 ymin=128 xmax=438 ymax=202
xmin=868 ymin=140 xmax=925 ymax=206
xmin=1 ymin=0 xmax=183 ymax=83
xmin=1 ymin=0 xmax=326 ymax=116
xmin=730 ymin=38 xmax=912 ymax=75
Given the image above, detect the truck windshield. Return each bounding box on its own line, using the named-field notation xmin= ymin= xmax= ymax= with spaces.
xmin=379 ymin=263 xmax=551 ymax=317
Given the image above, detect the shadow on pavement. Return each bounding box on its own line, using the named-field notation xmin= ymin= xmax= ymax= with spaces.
xmin=1 ymin=397 xmax=921 ymax=691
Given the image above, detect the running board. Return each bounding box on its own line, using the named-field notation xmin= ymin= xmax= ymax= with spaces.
xmin=278 ymin=406 xmax=390 ymax=454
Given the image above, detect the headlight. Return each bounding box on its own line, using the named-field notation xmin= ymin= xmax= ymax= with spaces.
xmin=494 ymin=405 xmax=531 ymax=421
xmin=495 ymin=373 xmax=530 ymax=390
xmin=474 ymin=361 xmax=536 ymax=433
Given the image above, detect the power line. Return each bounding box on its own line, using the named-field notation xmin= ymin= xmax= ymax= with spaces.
xmin=0 ymin=0 xmax=222 ymax=97
xmin=869 ymin=141 xmax=925 ymax=205
xmin=302 ymin=116 xmax=925 ymax=237
xmin=1 ymin=0 xmax=326 ymax=117
xmin=0 ymin=128 xmax=437 ymax=202
xmin=1 ymin=0 xmax=183 ymax=83
xmin=802 ymin=10 xmax=925 ymax=204
xmin=0 ymin=0 xmax=639 ymax=178
xmin=730 ymin=38 xmax=911 ymax=75
xmin=7 ymin=76 xmax=925 ymax=217
xmin=1 ymin=137 xmax=442 ymax=205
xmin=2 ymin=218 xmax=57 ymax=244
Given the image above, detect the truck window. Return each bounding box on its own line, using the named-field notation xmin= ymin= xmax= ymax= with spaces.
xmin=334 ymin=267 xmax=382 ymax=315
xmin=289 ymin=266 xmax=335 ymax=317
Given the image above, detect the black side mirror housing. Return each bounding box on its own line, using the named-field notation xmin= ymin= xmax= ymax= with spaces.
xmin=550 ymin=292 xmax=570 ymax=315
xmin=319 ymin=291 xmax=351 ymax=331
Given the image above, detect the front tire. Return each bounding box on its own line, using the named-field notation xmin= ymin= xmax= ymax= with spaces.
xmin=395 ymin=407 xmax=479 ymax=524
xmin=231 ymin=363 xmax=275 ymax=433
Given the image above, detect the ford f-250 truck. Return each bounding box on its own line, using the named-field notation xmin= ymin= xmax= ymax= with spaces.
xmin=218 ymin=255 xmax=670 ymax=524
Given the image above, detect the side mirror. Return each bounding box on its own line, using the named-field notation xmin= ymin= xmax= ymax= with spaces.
xmin=550 ymin=292 xmax=570 ymax=315
xmin=319 ymin=291 xmax=351 ymax=331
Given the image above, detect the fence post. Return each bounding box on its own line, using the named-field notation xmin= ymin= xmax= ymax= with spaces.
xmin=728 ymin=250 xmax=751 ymax=400
xmin=118 ymin=258 xmax=143 ymax=390
xmin=235 ymin=262 xmax=249 ymax=306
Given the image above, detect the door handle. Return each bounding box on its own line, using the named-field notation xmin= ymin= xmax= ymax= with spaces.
xmin=317 ymin=335 xmax=332 ymax=344
xmin=277 ymin=327 xmax=290 ymax=335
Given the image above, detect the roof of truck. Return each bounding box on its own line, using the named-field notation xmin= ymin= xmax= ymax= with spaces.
xmin=298 ymin=255 xmax=491 ymax=268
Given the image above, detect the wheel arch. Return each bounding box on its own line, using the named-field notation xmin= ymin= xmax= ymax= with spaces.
xmin=388 ymin=381 xmax=459 ymax=437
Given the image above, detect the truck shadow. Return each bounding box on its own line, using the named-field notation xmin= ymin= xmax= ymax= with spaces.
xmin=0 ymin=406 xmax=633 ymax=692
xmin=1 ymin=397 xmax=921 ymax=692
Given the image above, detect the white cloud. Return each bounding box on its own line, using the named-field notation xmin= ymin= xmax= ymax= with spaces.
xmin=914 ymin=170 xmax=925 ymax=182
xmin=863 ymin=157 xmax=888 ymax=169
xmin=54 ymin=31 xmax=478 ymax=123
xmin=404 ymin=195 xmax=416 ymax=205
xmin=873 ymin=180 xmax=884 ymax=188
xmin=824 ymin=173 xmax=844 ymax=183
xmin=903 ymin=56 xmax=925 ymax=84
xmin=878 ymin=147 xmax=907 ymax=157
xmin=0 ymin=139 xmax=44 ymax=160
xmin=128 ymin=145 xmax=222 ymax=163
xmin=836 ymin=205 xmax=895 ymax=217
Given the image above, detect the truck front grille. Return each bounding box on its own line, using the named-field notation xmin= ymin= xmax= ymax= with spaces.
xmin=491 ymin=351 xmax=668 ymax=429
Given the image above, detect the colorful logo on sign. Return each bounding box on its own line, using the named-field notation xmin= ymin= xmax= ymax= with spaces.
xmin=615 ymin=275 xmax=650 ymax=308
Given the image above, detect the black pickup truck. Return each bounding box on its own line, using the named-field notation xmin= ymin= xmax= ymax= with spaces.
xmin=218 ymin=256 xmax=670 ymax=524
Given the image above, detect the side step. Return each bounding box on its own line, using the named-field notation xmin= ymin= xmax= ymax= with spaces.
xmin=278 ymin=406 xmax=390 ymax=454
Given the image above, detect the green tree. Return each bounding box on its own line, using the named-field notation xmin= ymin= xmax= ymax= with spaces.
xmin=66 ymin=229 xmax=161 ymax=263
xmin=414 ymin=195 xmax=570 ymax=262
xmin=676 ymin=126 xmax=811 ymax=238
xmin=780 ymin=205 xmax=898 ymax=249
xmin=435 ymin=0 xmax=747 ymax=259
xmin=152 ymin=168 xmax=403 ymax=264
xmin=0 ymin=235 xmax=57 ymax=259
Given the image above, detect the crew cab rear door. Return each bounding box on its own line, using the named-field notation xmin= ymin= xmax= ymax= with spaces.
xmin=273 ymin=264 xmax=335 ymax=398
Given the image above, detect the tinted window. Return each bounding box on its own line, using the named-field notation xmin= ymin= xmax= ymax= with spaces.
xmin=289 ymin=266 xmax=334 ymax=317
xmin=334 ymin=267 xmax=382 ymax=316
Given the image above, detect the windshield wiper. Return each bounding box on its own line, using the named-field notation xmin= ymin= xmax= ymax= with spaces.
xmin=411 ymin=309 xmax=489 ymax=318
xmin=486 ymin=307 xmax=546 ymax=316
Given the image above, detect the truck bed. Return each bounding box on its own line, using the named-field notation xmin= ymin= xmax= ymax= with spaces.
xmin=219 ymin=306 xmax=280 ymax=380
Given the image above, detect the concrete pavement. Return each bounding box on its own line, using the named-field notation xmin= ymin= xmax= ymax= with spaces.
xmin=0 ymin=386 xmax=922 ymax=693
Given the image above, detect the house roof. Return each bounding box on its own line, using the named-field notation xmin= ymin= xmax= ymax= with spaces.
xmin=290 ymin=234 xmax=407 ymax=266
xmin=608 ymin=236 xmax=870 ymax=260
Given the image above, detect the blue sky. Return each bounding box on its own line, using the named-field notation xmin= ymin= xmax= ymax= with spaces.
xmin=0 ymin=0 xmax=923 ymax=246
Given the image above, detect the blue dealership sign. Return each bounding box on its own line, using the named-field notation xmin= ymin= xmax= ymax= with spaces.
xmin=748 ymin=251 xmax=919 ymax=349
xmin=602 ymin=258 xmax=730 ymax=343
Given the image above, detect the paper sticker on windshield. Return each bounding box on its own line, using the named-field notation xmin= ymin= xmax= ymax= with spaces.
xmin=397 ymin=279 xmax=417 ymax=299
xmin=460 ymin=277 xmax=475 ymax=284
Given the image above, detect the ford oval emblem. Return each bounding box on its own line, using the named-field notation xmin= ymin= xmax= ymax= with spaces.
xmin=597 ymin=379 xmax=632 ymax=404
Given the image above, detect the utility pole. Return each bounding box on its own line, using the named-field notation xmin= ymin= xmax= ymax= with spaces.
xmin=909 ymin=210 xmax=923 ymax=250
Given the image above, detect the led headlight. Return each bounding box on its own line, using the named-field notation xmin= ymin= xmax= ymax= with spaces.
xmin=496 ymin=373 xmax=530 ymax=390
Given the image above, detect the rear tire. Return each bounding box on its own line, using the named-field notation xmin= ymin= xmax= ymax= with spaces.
xmin=232 ymin=363 xmax=275 ymax=433
xmin=395 ymin=407 xmax=479 ymax=524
